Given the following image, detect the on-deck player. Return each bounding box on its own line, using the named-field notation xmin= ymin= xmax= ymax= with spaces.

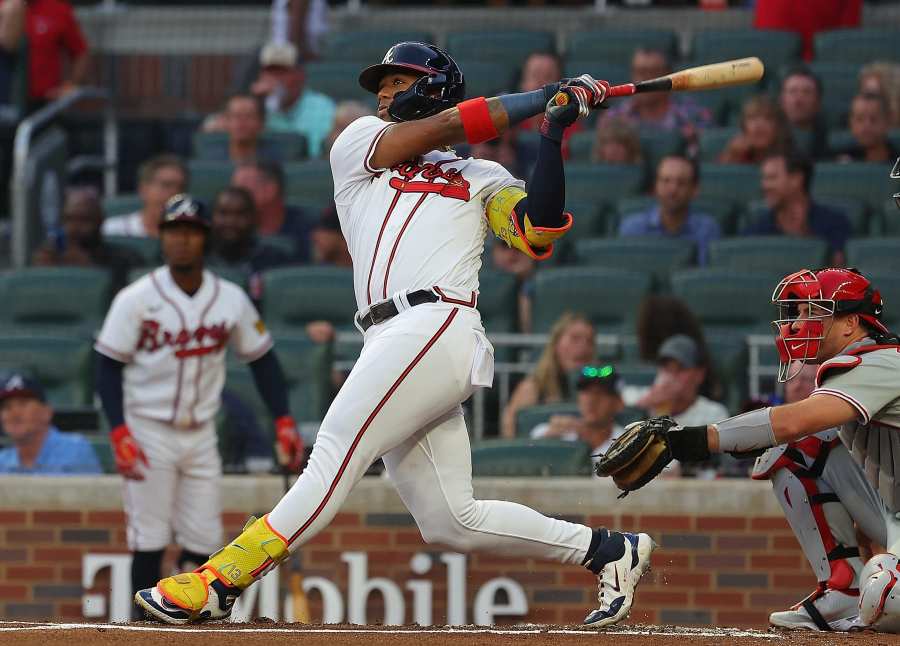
xmin=135 ymin=41 xmax=655 ymax=628
xmin=95 ymin=194 xmax=304 ymax=604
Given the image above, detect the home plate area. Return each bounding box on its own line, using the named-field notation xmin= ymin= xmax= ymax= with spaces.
xmin=1 ymin=622 xmax=899 ymax=646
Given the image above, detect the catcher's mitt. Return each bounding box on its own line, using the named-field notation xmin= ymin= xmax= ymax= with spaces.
xmin=594 ymin=416 xmax=679 ymax=497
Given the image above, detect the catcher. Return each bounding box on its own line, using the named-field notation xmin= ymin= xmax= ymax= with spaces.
xmin=598 ymin=158 xmax=900 ymax=632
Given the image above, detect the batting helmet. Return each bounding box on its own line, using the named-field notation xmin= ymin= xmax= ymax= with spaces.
xmin=159 ymin=194 xmax=210 ymax=231
xmin=771 ymin=267 xmax=888 ymax=381
xmin=358 ymin=42 xmax=465 ymax=122
xmin=892 ymin=156 xmax=900 ymax=211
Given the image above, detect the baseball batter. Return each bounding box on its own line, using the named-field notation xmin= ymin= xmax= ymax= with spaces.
xmin=95 ymin=195 xmax=304 ymax=603
xmin=135 ymin=42 xmax=655 ymax=628
xmin=596 ymin=158 xmax=900 ymax=632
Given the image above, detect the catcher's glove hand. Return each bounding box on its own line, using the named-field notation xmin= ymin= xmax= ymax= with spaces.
xmin=594 ymin=416 xmax=682 ymax=497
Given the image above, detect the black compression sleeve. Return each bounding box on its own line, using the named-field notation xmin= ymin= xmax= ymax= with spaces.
xmin=249 ymin=350 xmax=290 ymax=419
xmin=96 ymin=352 xmax=126 ymax=428
xmin=520 ymin=133 xmax=566 ymax=228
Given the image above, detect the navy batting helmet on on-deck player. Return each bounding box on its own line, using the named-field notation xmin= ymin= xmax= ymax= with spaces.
xmin=159 ymin=193 xmax=210 ymax=230
xmin=358 ymin=42 xmax=465 ymax=122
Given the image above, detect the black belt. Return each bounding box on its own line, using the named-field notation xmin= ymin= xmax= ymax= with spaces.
xmin=356 ymin=289 xmax=439 ymax=332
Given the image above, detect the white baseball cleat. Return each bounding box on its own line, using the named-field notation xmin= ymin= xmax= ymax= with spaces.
xmin=769 ymin=586 xmax=859 ymax=631
xmin=584 ymin=532 xmax=656 ymax=628
xmin=134 ymin=571 xmax=238 ymax=624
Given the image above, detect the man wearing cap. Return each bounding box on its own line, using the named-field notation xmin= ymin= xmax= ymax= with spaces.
xmin=251 ymin=40 xmax=335 ymax=158
xmin=0 ymin=373 xmax=101 ymax=475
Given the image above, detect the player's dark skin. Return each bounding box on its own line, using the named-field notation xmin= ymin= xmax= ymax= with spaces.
xmin=160 ymin=222 xmax=206 ymax=296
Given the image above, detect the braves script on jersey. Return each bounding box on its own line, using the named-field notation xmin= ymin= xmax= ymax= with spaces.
xmin=330 ymin=115 xmax=524 ymax=310
xmin=95 ymin=268 xmax=272 ymax=428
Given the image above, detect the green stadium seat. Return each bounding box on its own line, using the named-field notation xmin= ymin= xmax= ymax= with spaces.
xmin=615 ymin=362 xmax=657 ymax=388
xmin=564 ymin=163 xmax=644 ymax=206
xmin=455 ymin=61 xmax=517 ymax=101
xmin=868 ymin=272 xmax=900 ymax=327
xmin=671 ymin=268 xmax=781 ymax=330
xmin=470 ymin=438 xmax=592 ymax=477
xmin=320 ymin=31 xmax=435 ymax=61
xmin=106 ymin=236 xmax=161 ymax=266
xmin=515 ymin=402 xmax=579 ymax=438
xmin=826 ymin=129 xmax=856 ymax=157
xmin=103 ymin=194 xmax=142 ymax=217
xmin=882 ymin=199 xmax=900 ymax=235
xmin=708 ymin=237 xmax=827 ymax=274
xmin=0 ymin=267 xmax=112 ymax=334
xmin=846 ymin=238 xmax=900 ymax=275
xmin=566 ymin=29 xmax=678 ymax=66
xmin=638 ymin=129 xmax=685 ymax=174
xmin=193 ymin=131 xmax=308 ymax=162
xmin=805 ymin=196 xmax=869 ymax=237
xmin=275 ymin=335 xmax=334 ymax=423
xmin=532 ymin=267 xmax=652 ymax=333
xmin=698 ymin=126 xmax=738 ymax=162
xmin=87 ymin=435 xmax=115 ymax=474
xmin=564 ymin=199 xmax=608 ymax=237
xmin=304 ymin=62 xmax=376 ymax=103
xmin=574 ymin=237 xmax=694 ymax=290
xmin=259 ymin=234 xmax=297 ymax=258
xmin=697 ymin=164 xmax=762 ymax=205
xmin=446 ymin=31 xmax=555 ymax=72
xmin=806 ymin=62 xmax=861 ymax=128
xmin=188 ymin=160 xmax=233 ymax=204
xmin=261 ymin=266 xmax=356 ymax=333
xmin=284 ymin=160 xmax=334 ymax=205
xmin=0 ymin=336 xmax=94 ymax=407
xmin=703 ymin=328 xmax=748 ymax=413
xmin=813 ymin=162 xmax=895 ymax=212
xmin=814 ymin=29 xmax=900 ymax=65
xmin=567 ymin=131 xmax=594 ymax=163
xmin=694 ymin=197 xmax=740 ymax=235
xmin=692 ymin=84 xmax=760 ymax=127
xmin=690 ymin=30 xmax=801 ymax=87
xmin=562 ymin=61 xmax=631 ymax=89
xmin=477 ymin=270 xmax=518 ymax=333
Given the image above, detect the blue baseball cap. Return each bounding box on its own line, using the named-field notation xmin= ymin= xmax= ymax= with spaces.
xmin=0 ymin=373 xmax=45 ymax=403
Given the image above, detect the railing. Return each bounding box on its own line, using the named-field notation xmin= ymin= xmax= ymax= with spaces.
xmin=10 ymin=87 xmax=118 ymax=268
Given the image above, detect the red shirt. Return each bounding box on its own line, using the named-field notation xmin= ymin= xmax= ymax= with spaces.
xmin=754 ymin=0 xmax=861 ymax=61
xmin=7 ymin=0 xmax=88 ymax=99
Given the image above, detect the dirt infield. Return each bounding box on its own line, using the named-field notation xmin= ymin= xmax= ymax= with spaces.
xmin=1 ymin=622 xmax=899 ymax=646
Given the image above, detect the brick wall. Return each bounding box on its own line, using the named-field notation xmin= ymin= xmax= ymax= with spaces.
xmin=0 ymin=477 xmax=812 ymax=627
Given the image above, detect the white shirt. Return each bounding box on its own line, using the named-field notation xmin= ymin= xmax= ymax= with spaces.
xmin=102 ymin=211 xmax=150 ymax=237
xmin=95 ymin=268 xmax=273 ymax=428
xmin=330 ymin=115 xmax=523 ymax=313
xmin=622 ymin=387 xmax=729 ymax=427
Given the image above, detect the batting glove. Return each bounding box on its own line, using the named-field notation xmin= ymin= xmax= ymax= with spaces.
xmin=274 ymin=415 xmax=305 ymax=473
xmin=540 ymin=75 xmax=609 ymax=142
xmin=110 ymin=424 xmax=148 ymax=480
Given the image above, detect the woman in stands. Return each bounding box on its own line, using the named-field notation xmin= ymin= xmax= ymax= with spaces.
xmin=720 ymin=94 xmax=793 ymax=165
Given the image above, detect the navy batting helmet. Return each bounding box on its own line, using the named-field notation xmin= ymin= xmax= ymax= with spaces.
xmin=358 ymin=42 xmax=465 ymax=122
xmin=892 ymin=156 xmax=900 ymax=211
xmin=160 ymin=194 xmax=210 ymax=230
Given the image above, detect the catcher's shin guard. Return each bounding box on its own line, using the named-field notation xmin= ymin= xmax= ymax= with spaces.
xmin=135 ymin=515 xmax=289 ymax=623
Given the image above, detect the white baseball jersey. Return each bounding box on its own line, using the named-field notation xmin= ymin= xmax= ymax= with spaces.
xmin=95 ymin=267 xmax=273 ymax=429
xmin=330 ymin=115 xmax=524 ymax=311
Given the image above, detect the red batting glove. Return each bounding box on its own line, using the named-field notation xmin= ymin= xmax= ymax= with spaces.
xmin=274 ymin=415 xmax=305 ymax=473
xmin=110 ymin=424 xmax=149 ymax=480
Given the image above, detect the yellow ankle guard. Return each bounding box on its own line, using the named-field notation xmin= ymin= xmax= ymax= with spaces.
xmin=204 ymin=515 xmax=289 ymax=589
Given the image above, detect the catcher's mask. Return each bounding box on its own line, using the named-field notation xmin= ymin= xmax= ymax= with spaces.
xmin=772 ymin=267 xmax=887 ymax=381
xmin=358 ymin=41 xmax=465 ymax=122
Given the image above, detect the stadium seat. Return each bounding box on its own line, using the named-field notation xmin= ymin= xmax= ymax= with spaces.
xmin=275 ymin=335 xmax=334 ymax=423
xmin=638 ymin=129 xmax=685 ymax=174
xmin=532 ymin=267 xmax=652 ymax=333
xmin=703 ymin=328 xmax=748 ymax=414
xmin=193 ymin=131 xmax=308 ymax=162
xmin=846 ymin=238 xmax=900 ymax=275
xmin=708 ymin=237 xmax=827 ymax=274
xmin=868 ymin=272 xmax=900 ymax=327
xmin=87 ymin=435 xmax=115 ymax=474
xmin=515 ymin=402 xmax=579 ymax=438
xmin=692 ymin=83 xmax=759 ymax=127
xmin=698 ymin=127 xmax=738 ymax=162
xmin=804 ymin=195 xmax=869 ymax=237
xmin=615 ymin=362 xmax=657 ymax=388
xmin=188 ymin=160 xmax=234 ymax=204
xmin=446 ymin=31 xmax=555 ymax=72
xmin=566 ymin=29 xmax=678 ymax=66
xmin=261 ymin=266 xmax=356 ymax=333
xmin=806 ymin=62 xmax=861 ymax=129
xmin=574 ymin=237 xmax=694 ymax=290
xmin=813 ymin=162 xmax=895 ymax=212
xmin=0 ymin=267 xmax=112 ymax=335
xmin=284 ymin=160 xmax=334 ymax=206
xmin=320 ymin=30 xmax=435 ymax=61
xmin=814 ymin=29 xmax=900 ymax=65
xmin=103 ymin=194 xmax=142 ymax=217
xmin=564 ymin=199 xmax=608 ymax=237
xmin=470 ymin=438 xmax=592 ymax=477
xmin=826 ymin=129 xmax=856 ymax=157
xmin=671 ymin=268 xmax=781 ymax=330
xmin=477 ymin=270 xmax=518 ymax=333
xmin=562 ymin=61 xmax=631 ymax=89
xmin=304 ymin=62 xmax=375 ymax=103
xmin=697 ymin=164 xmax=762 ymax=204
xmin=106 ymin=235 xmax=161 ymax=266
xmin=0 ymin=336 xmax=94 ymax=407
xmin=690 ymin=30 xmax=801 ymax=86
xmin=259 ymin=234 xmax=297 ymax=258
xmin=882 ymin=199 xmax=900 ymax=235
xmin=564 ymin=163 xmax=644 ymax=206
xmin=567 ymin=131 xmax=594 ymax=163
xmin=455 ymin=61 xmax=518 ymax=101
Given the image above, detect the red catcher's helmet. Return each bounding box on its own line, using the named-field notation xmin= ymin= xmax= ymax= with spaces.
xmin=772 ymin=267 xmax=887 ymax=381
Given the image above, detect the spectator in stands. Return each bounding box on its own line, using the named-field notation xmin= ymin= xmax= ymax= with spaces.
xmin=102 ymin=155 xmax=188 ymax=238
xmin=744 ymin=151 xmax=851 ymax=266
xmin=0 ymin=373 xmax=101 ymax=475
xmin=720 ymin=95 xmax=793 ymax=165
xmin=32 ymin=186 xmax=141 ymax=292
xmin=859 ymin=62 xmax=900 ymax=128
xmin=471 ymin=128 xmax=524 ymax=178
xmin=16 ymin=0 xmax=90 ymax=108
xmin=516 ymin=52 xmax=570 ymax=134
xmin=208 ymin=186 xmax=291 ymax=303
xmin=501 ymin=312 xmax=596 ymax=438
xmin=321 ymin=100 xmax=374 ymax=157
xmin=231 ymin=160 xmax=311 ymax=262
xmin=618 ymin=154 xmax=721 ymax=265
xmin=488 ymin=240 xmax=536 ymax=333
xmin=779 ymin=66 xmax=828 ymax=159
xmin=0 ymin=0 xmax=24 ymax=106
xmin=836 ymin=92 xmax=899 ymax=163
xmin=311 ymin=203 xmax=351 ymax=268
xmin=601 ymin=47 xmax=711 ymax=146
xmin=251 ymin=41 xmax=335 ymax=158
xmin=223 ymin=93 xmax=284 ymax=164
xmin=754 ymin=0 xmax=861 ymax=61
xmin=591 ymin=118 xmax=642 ymax=165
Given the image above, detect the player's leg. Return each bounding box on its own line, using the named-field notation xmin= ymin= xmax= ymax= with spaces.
xmin=382 ymin=406 xmax=655 ymax=628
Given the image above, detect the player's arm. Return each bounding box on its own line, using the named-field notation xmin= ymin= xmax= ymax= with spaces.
xmin=370 ymin=75 xmax=607 ymax=171
xmin=248 ymin=350 xmax=305 ymax=472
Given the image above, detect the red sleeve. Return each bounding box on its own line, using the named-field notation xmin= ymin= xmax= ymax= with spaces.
xmin=60 ymin=5 xmax=88 ymax=57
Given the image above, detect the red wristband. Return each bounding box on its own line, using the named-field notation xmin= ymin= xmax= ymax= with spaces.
xmin=458 ymin=97 xmax=499 ymax=145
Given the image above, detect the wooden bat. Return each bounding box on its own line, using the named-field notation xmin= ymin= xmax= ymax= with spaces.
xmin=283 ymin=470 xmax=312 ymax=623
xmin=606 ymin=57 xmax=765 ymax=98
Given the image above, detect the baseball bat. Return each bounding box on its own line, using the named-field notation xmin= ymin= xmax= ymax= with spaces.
xmin=606 ymin=57 xmax=764 ymax=98
xmin=283 ymin=470 xmax=312 ymax=623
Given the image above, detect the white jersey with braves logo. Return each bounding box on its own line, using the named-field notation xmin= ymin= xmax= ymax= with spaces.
xmin=330 ymin=115 xmax=523 ymax=311
xmin=95 ymin=267 xmax=272 ymax=429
